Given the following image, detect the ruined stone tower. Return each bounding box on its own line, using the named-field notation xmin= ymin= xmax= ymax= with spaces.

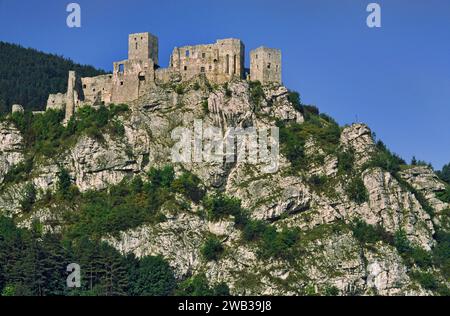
xmin=250 ymin=47 xmax=282 ymax=84
xmin=128 ymin=32 xmax=159 ymax=65
xmin=65 ymin=71 xmax=77 ymax=122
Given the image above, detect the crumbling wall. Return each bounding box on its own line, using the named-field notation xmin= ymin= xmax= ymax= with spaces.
xmin=46 ymin=93 xmax=66 ymax=111
xmin=81 ymin=74 xmax=113 ymax=105
xmin=170 ymin=38 xmax=244 ymax=84
xmin=250 ymin=47 xmax=282 ymax=84
xmin=111 ymin=58 xmax=155 ymax=104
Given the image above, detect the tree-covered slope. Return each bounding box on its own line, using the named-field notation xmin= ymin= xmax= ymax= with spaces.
xmin=0 ymin=42 xmax=106 ymax=113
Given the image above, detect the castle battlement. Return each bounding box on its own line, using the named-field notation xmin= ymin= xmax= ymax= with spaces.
xmin=46 ymin=32 xmax=282 ymax=121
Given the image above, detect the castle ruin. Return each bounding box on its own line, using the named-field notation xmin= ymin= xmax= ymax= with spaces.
xmin=46 ymin=32 xmax=282 ymax=122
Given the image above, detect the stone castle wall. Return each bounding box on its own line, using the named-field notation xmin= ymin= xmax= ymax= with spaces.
xmin=44 ymin=32 xmax=282 ymax=121
xmin=169 ymin=39 xmax=245 ymax=84
xmin=250 ymin=47 xmax=282 ymax=84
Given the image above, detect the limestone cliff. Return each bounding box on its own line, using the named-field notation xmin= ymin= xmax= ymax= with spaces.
xmin=0 ymin=77 xmax=448 ymax=296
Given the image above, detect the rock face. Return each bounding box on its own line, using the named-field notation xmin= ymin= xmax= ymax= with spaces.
xmin=0 ymin=78 xmax=447 ymax=296
xmin=360 ymin=168 xmax=434 ymax=250
xmin=340 ymin=123 xmax=375 ymax=167
xmin=400 ymin=166 xmax=449 ymax=215
xmin=0 ymin=122 xmax=24 ymax=184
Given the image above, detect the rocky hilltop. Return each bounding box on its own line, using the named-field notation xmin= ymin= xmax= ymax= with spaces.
xmin=0 ymin=76 xmax=449 ymax=296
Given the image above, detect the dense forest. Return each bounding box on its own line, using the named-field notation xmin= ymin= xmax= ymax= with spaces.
xmin=0 ymin=41 xmax=106 ymax=113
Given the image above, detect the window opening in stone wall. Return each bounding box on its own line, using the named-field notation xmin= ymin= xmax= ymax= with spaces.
xmin=119 ymin=64 xmax=124 ymax=73
xmin=201 ymin=67 xmax=205 ymax=72
xmin=226 ymin=54 xmax=230 ymax=74
xmin=186 ymin=50 xmax=190 ymax=57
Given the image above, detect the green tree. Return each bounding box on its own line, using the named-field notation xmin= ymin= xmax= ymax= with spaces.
xmin=201 ymin=237 xmax=224 ymax=261
xmin=131 ymin=256 xmax=176 ymax=296
xmin=20 ymin=183 xmax=36 ymax=212
xmin=172 ymin=172 xmax=205 ymax=203
xmin=437 ymin=163 xmax=450 ymax=184
xmin=346 ymin=177 xmax=368 ymax=204
xmin=57 ymin=168 xmax=74 ymax=199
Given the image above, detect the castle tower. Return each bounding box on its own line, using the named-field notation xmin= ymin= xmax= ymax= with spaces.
xmin=65 ymin=70 xmax=76 ymax=122
xmin=250 ymin=47 xmax=282 ymax=84
xmin=128 ymin=32 xmax=159 ymax=64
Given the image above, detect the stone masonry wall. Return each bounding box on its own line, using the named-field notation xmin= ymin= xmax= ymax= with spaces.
xmin=170 ymin=39 xmax=245 ymax=84
xmin=250 ymin=47 xmax=282 ymax=84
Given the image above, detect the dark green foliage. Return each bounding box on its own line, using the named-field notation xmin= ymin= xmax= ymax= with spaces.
xmin=364 ymin=140 xmax=405 ymax=174
xmin=1 ymin=156 xmax=34 ymax=184
xmin=203 ymin=193 xmax=243 ymax=222
xmin=337 ymin=149 xmax=355 ymax=174
xmin=66 ymin=166 xmax=187 ymax=239
xmin=201 ymin=99 xmax=209 ymax=114
xmin=249 ymin=81 xmax=265 ymax=110
xmin=9 ymin=109 xmax=65 ymax=156
xmin=302 ymin=105 xmax=320 ymax=120
xmin=175 ymin=84 xmax=184 ymax=94
xmin=437 ymin=163 xmax=450 ymax=184
xmin=393 ymin=230 xmax=433 ymax=269
xmin=57 ymin=168 xmax=77 ymax=199
xmin=432 ymin=230 xmax=450 ymax=280
xmin=410 ymin=272 xmax=439 ymax=291
xmin=130 ymin=256 xmax=176 ymax=296
xmin=0 ymin=216 xmax=178 ymax=296
xmin=278 ymin=122 xmax=306 ymax=169
xmin=148 ymin=165 xmax=175 ymax=189
xmin=224 ymin=83 xmax=232 ymax=97
xmin=65 ymin=104 xmax=129 ymax=142
xmin=242 ymin=219 xmax=268 ymax=241
xmin=323 ymin=286 xmax=340 ymax=296
xmin=351 ymin=220 xmax=392 ymax=245
xmin=259 ymin=226 xmax=301 ymax=260
xmin=436 ymin=186 xmax=450 ymax=203
xmin=287 ymin=91 xmax=302 ymax=112
xmin=345 ymin=177 xmax=368 ymax=204
xmin=172 ymin=172 xmax=205 ymax=203
xmin=307 ymin=174 xmax=327 ymax=189
xmin=201 ymin=237 xmax=224 ymax=261
xmin=20 ymin=183 xmax=36 ymax=212
xmin=0 ymin=217 xmax=70 ymax=296
xmin=176 ymin=274 xmax=230 ymax=296
xmin=277 ymin=113 xmax=341 ymax=171
xmin=0 ymin=41 xmax=106 ymax=113
xmin=3 ymin=105 xmax=129 ymax=161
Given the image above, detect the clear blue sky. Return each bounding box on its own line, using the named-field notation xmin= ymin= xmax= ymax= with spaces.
xmin=0 ymin=0 xmax=449 ymax=169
